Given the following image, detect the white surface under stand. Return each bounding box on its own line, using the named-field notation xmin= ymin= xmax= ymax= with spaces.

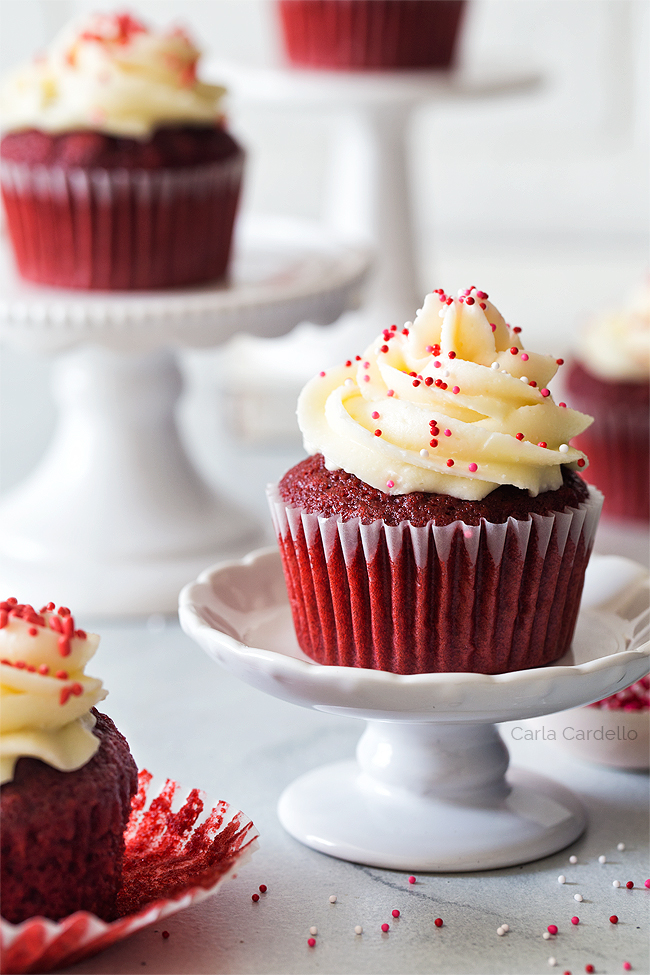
xmin=0 ymin=216 xmax=370 ymax=616
xmin=180 ymin=551 xmax=650 ymax=872
xmin=212 ymin=63 xmax=541 ymax=328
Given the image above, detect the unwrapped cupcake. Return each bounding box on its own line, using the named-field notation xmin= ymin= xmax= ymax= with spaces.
xmin=565 ymin=281 xmax=650 ymax=522
xmin=0 ymin=12 xmax=243 ymax=289
xmin=1 ymin=598 xmax=138 ymax=923
xmin=269 ymin=286 xmax=602 ymax=675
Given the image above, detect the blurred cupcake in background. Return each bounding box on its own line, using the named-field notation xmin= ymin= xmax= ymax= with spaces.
xmin=0 ymin=12 xmax=243 ymax=290
xmin=566 ymin=281 xmax=650 ymax=523
xmin=276 ymin=0 xmax=467 ymax=71
xmin=537 ymin=678 xmax=649 ymax=770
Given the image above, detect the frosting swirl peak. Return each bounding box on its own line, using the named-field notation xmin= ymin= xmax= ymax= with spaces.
xmin=0 ymin=12 xmax=225 ymax=138
xmin=0 ymin=599 xmax=107 ymax=784
xmin=298 ymin=287 xmax=593 ymax=500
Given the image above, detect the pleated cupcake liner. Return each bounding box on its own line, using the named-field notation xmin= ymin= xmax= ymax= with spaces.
xmin=268 ymin=483 xmax=603 ymax=675
xmin=0 ymin=151 xmax=243 ymax=290
xmin=277 ymin=0 xmax=466 ymax=70
xmin=572 ymin=399 xmax=649 ymax=522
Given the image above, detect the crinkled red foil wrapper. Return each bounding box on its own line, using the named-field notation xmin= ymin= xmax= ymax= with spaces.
xmin=0 ymin=771 xmax=259 ymax=974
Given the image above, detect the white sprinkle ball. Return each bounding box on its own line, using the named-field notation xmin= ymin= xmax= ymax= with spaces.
xmin=558 ymin=875 xmax=566 ymax=884
xmin=543 ymin=931 xmax=552 ymax=940
xmin=329 ymin=895 xmax=337 ymax=904
xmin=405 ymin=321 xmax=414 ymax=328
xmin=420 ymin=449 xmax=429 ymax=458
xmin=548 ymin=957 xmax=557 ymax=967
xmin=443 ymin=368 xmax=450 ymax=377
xmin=569 ymin=855 xmax=578 ymax=864
xmin=491 ymin=362 xmax=500 ymax=370
xmin=613 ymin=880 xmax=621 ymax=888
xmin=617 ymin=843 xmax=625 ymax=852
xmin=497 ymin=927 xmax=505 ymax=936
xmin=501 ymin=924 xmax=509 ymax=932
xmin=520 ymin=376 xmax=529 ymax=383
xmin=559 ymin=443 xmax=569 ymax=454
xmin=354 ymin=925 xmax=363 ymax=935
xmin=574 ymin=893 xmax=583 ymax=902
xmin=344 ymin=378 xmax=354 ymax=387
xmin=309 ymin=927 xmax=318 ymax=936
xmin=501 ymin=369 xmax=508 ymax=374
xmin=598 ymin=855 xmax=607 ymax=864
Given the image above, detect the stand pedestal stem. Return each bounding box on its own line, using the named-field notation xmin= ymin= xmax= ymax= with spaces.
xmin=0 ymin=347 xmax=259 ymax=615
xmin=357 ymin=721 xmax=510 ymax=802
xmin=278 ymin=719 xmax=586 ymax=871
xmin=325 ymin=104 xmax=421 ymax=328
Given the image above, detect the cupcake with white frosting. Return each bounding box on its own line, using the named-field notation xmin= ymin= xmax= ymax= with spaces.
xmin=269 ymin=286 xmax=603 ymax=674
xmin=566 ymin=281 xmax=650 ymax=522
xmin=1 ymin=598 xmax=137 ymax=923
xmin=0 ymin=12 xmax=243 ymax=289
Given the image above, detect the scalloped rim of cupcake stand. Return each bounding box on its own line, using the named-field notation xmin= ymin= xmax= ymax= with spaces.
xmin=179 ymin=552 xmax=649 ymax=871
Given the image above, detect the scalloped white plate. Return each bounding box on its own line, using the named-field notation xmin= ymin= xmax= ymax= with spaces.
xmin=179 ymin=551 xmax=649 ymax=725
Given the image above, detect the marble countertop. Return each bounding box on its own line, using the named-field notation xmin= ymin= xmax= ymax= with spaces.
xmin=57 ymin=608 xmax=649 ymax=975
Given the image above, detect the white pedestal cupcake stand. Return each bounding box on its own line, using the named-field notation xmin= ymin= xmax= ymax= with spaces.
xmin=180 ymin=552 xmax=649 ymax=870
xmin=0 ymin=216 xmax=370 ymax=616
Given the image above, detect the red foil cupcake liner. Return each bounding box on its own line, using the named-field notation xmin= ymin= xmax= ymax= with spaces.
xmin=571 ymin=401 xmax=649 ymax=523
xmin=0 ymin=152 xmax=243 ymax=290
xmin=269 ymin=483 xmax=603 ymax=675
xmin=277 ymin=0 xmax=466 ymax=70
xmin=0 ymin=770 xmax=259 ymax=974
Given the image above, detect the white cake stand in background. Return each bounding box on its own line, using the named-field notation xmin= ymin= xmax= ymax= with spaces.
xmin=210 ymin=63 xmax=541 ymax=329
xmin=0 ymin=216 xmax=370 ymax=616
xmin=180 ymin=552 xmax=649 ymax=871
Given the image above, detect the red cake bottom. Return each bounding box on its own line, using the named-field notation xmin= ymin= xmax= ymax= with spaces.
xmin=0 ymin=149 xmax=243 ymax=290
xmin=1 ymin=710 xmax=138 ymax=923
xmin=269 ymin=473 xmax=602 ymax=675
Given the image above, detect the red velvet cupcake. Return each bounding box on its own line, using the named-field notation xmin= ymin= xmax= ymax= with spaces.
xmin=277 ymin=0 xmax=466 ymax=70
xmin=565 ymin=284 xmax=650 ymax=523
xmin=0 ymin=599 xmax=138 ymax=923
xmin=0 ymin=13 xmax=243 ymax=290
xmin=270 ymin=287 xmax=602 ymax=675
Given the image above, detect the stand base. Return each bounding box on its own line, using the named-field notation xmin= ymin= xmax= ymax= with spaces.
xmin=278 ymin=760 xmax=586 ymax=871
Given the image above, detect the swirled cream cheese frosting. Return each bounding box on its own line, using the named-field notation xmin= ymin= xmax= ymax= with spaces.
xmin=298 ymin=287 xmax=593 ymax=500
xmin=0 ymin=12 xmax=225 ymax=138
xmin=0 ymin=599 xmax=107 ymax=785
xmin=578 ymin=280 xmax=650 ymax=381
